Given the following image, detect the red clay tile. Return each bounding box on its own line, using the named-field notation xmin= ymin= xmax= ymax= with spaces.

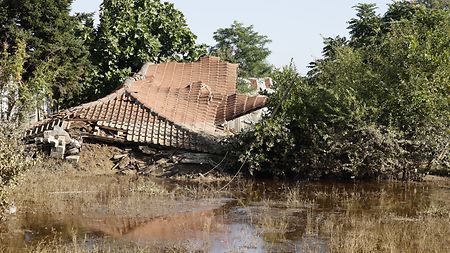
xmin=27 ymin=57 xmax=268 ymax=152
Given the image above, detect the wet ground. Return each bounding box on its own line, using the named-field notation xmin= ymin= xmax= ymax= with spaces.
xmin=1 ymin=172 xmax=450 ymax=252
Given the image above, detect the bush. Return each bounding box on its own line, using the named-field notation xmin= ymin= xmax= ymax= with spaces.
xmin=240 ymin=117 xmax=448 ymax=180
xmin=238 ymin=2 xmax=449 ymax=180
xmin=0 ymin=123 xmax=32 ymax=217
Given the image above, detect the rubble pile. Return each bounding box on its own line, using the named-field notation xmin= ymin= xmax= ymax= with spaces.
xmin=111 ymin=147 xmax=220 ymax=177
xmin=34 ymin=126 xmax=82 ymax=162
xmin=25 ymin=57 xmax=268 ymax=155
xmin=111 ymin=154 xmax=147 ymax=174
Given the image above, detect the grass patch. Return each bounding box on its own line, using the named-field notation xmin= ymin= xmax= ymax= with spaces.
xmin=322 ymin=213 xmax=450 ymax=253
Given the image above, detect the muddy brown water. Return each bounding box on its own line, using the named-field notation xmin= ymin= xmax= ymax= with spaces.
xmin=1 ymin=178 xmax=449 ymax=252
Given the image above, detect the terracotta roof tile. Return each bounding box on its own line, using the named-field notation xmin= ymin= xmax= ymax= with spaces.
xmin=128 ymin=56 xmax=267 ymax=133
xmin=72 ymin=90 xmax=209 ymax=151
xmin=140 ymin=56 xmax=237 ymax=95
xmin=27 ymin=57 xmax=267 ymax=152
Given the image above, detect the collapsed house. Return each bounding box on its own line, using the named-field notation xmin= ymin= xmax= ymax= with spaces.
xmin=26 ymin=57 xmax=268 ymax=158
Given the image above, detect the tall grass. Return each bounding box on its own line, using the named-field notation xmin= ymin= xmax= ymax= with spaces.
xmin=0 ymin=123 xmax=34 ymax=219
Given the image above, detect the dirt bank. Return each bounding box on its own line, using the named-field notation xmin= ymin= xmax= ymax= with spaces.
xmin=53 ymin=142 xmax=234 ymax=185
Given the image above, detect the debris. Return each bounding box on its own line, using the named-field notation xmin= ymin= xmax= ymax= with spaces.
xmin=178 ymin=153 xmax=218 ymax=166
xmin=25 ymin=57 xmax=268 ymax=154
xmin=44 ymin=126 xmax=71 ymax=143
xmin=156 ymin=158 xmax=170 ymax=166
xmin=113 ymin=154 xmax=128 ymax=160
xmin=109 ymin=148 xmax=223 ymax=178
xmin=139 ymin=146 xmax=157 ymax=155
xmin=68 ymin=139 xmax=82 ymax=149
xmin=49 ymin=139 xmax=66 ymax=159
xmin=66 ymin=155 xmax=80 ymax=163
xmin=35 ymin=126 xmax=82 ymax=162
xmin=66 ymin=147 xmax=81 ymax=156
xmin=110 ymin=153 xmax=148 ymax=175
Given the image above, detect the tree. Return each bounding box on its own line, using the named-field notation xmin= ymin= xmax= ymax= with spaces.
xmin=240 ymin=1 xmax=450 ymax=179
xmin=307 ymin=36 xmax=348 ymax=78
xmin=0 ymin=39 xmax=28 ymax=122
xmin=347 ymin=4 xmax=381 ymax=48
xmin=210 ymin=21 xmax=272 ymax=78
xmin=0 ymin=0 xmax=93 ymax=109
xmin=90 ymin=0 xmax=206 ymax=98
xmin=417 ymin=0 xmax=450 ymax=9
xmin=0 ymin=38 xmax=53 ymax=123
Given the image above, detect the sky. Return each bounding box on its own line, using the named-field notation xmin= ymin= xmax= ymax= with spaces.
xmin=71 ymin=0 xmax=392 ymax=74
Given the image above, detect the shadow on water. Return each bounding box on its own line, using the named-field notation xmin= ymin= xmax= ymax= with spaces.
xmin=1 ymin=177 xmax=449 ymax=252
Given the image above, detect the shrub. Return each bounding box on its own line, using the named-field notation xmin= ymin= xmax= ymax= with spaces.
xmin=238 ymin=2 xmax=450 ymax=180
xmin=0 ymin=123 xmax=32 ymax=217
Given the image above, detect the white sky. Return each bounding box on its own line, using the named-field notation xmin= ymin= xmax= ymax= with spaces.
xmin=71 ymin=0 xmax=391 ymax=74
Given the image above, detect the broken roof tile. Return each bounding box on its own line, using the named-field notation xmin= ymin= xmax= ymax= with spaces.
xmin=27 ymin=57 xmax=268 ymax=152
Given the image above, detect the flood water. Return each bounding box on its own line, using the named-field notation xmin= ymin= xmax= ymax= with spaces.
xmin=1 ymin=176 xmax=449 ymax=252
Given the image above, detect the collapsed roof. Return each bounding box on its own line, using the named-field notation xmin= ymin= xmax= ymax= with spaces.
xmin=27 ymin=57 xmax=267 ymax=152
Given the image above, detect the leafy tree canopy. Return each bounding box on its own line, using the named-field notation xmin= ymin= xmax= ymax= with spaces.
xmin=240 ymin=1 xmax=450 ymax=179
xmin=0 ymin=0 xmax=92 ymax=108
xmin=0 ymin=38 xmax=54 ymax=122
xmin=210 ymin=21 xmax=272 ymax=78
xmin=417 ymin=0 xmax=450 ymax=9
xmin=90 ymin=0 xmax=206 ymax=98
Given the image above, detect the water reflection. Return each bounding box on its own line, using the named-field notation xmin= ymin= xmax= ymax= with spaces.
xmin=1 ymin=179 xmax=449 ymax=252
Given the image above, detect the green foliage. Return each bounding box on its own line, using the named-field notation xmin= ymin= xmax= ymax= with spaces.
xmin=0 ymin=41 xmax=25 ymax=122
xmin=89 ymin=0 xmax=206 ymax=98
xmin=417 ymin=0 xmax=450 ymax=9
xmin=0 ymin=39 xmax=52 ymax=122
xmin=236 ymin=79 xmax=256 ymax=94
xmin=210 ymin=21 xmax=272 ymax=78
xmin=0 ymin=0 xmax=93 ymax=108
xmin=348 ymin=3 xmax=381 ymax=48
xmin=0 ymin=123 xmax=32 ymax=217
xmin=240 ymin=1 xmax=450 ymax=180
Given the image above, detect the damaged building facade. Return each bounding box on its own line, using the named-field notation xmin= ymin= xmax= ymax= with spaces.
xmin=26 ymin=57 xmax=268 ymax=157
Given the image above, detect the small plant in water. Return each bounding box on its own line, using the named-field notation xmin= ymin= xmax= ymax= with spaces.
xmin=285 ymin=187 xmax=310 ymax=209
